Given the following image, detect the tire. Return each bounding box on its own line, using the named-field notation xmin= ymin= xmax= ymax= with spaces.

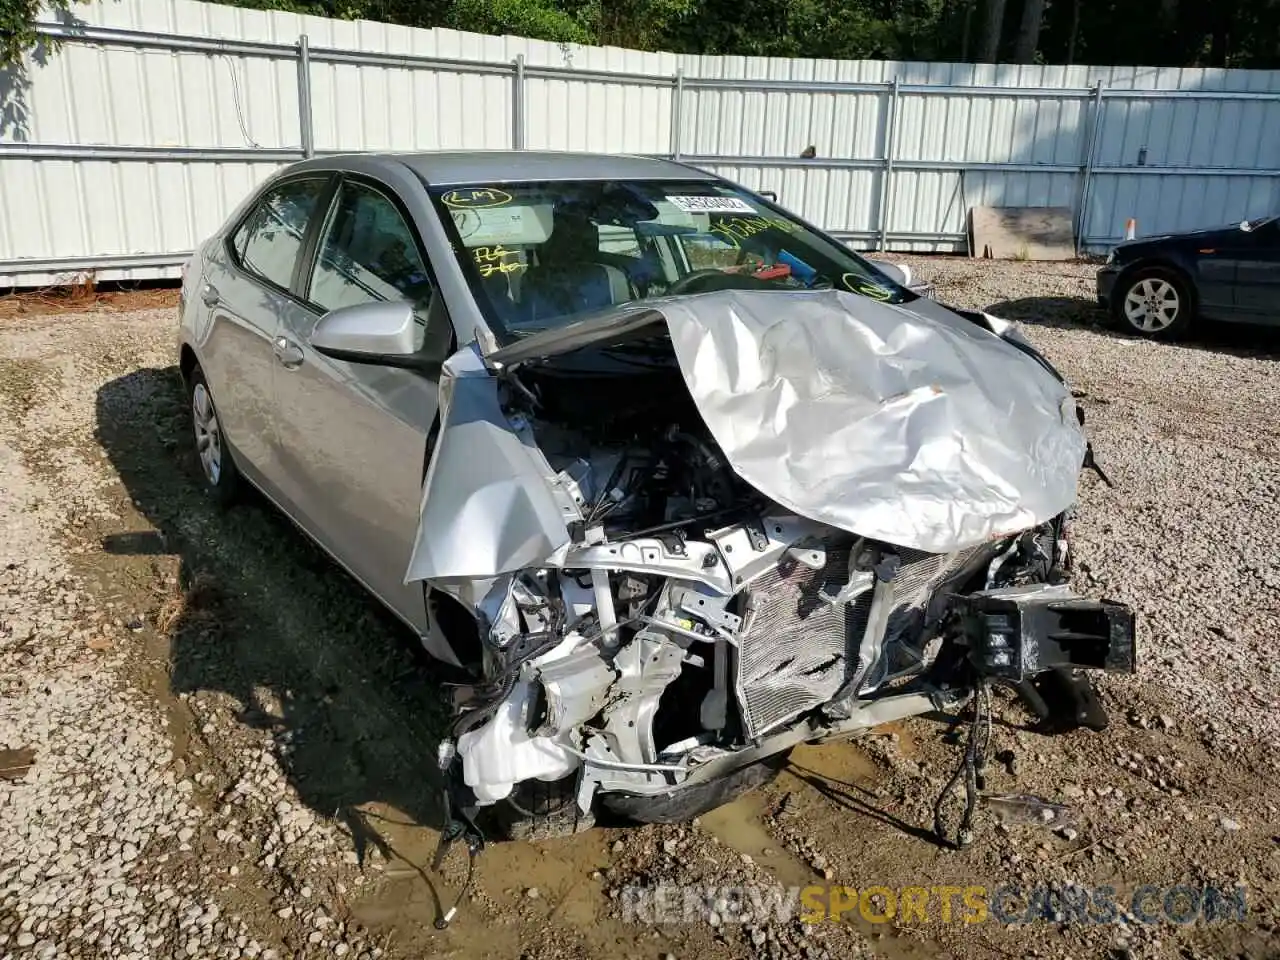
xmin=187 ymin=366 xmax=241 ymax=506
xmin=487 ymin=774 xmax=596 ymax=842
xmin=1110 ymin=265 xmax=1194 ymax=340
xmin=601 ymin=750 xmax=792 ymax=825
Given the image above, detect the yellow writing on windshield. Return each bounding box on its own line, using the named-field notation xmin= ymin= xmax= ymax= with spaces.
xmin=842 ymin=273 xmax=893 ymax=300
xmin=472 ymin=244 xmax=526 ymax=278
xmin=709 ymin=215 xmax=802 ymax=248
xmin=442 ymin=187 xmax=514 ymax=209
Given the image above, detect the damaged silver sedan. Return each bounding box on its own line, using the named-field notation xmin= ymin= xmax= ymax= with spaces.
xmin=177 ymin=152 xmax=1136 ymax=862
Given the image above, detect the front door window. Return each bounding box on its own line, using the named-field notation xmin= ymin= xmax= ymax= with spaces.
xmin=308 ymin=181 xmax=434 ymax=311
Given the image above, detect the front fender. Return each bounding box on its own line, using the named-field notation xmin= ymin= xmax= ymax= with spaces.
xmin=404 ymin=346 xmax=572 ymax=583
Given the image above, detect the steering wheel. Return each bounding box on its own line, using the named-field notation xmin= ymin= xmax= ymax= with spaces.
xmin=665 ymin=268 xmax=737 ymax=296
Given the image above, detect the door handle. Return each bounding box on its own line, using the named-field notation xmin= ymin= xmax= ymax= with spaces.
xmin=273 ymin=336 xmax=305 ymax=369
xmin=201 ymin=283 xmax=221 ymax=307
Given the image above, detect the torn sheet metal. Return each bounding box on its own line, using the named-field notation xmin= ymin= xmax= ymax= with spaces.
xmin=405 ymin=344 xmax=573 ymax=582
xmin=657 ymin=289 xmax=1087 ymax=554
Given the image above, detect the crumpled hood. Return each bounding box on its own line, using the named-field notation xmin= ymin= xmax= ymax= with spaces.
xmin=654 ymin=289 xmax=1086 ymax=553
xmin=413 ymin=288 xmax=1088 ymax=584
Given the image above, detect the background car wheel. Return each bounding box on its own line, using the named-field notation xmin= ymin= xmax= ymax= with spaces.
xmin=1111 ymin=266 xmax=1193 ymax=339
xmin=187 ymin=367 xmax=240 ymax=505
xmin=600 ymin=750 xmax=792 ymax=825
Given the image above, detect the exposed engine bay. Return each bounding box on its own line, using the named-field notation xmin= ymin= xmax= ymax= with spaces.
xmin=410 ymin=289 xmax=1136 ymax=879
xmin=417 ymin=314 xmax=1131 ymax=853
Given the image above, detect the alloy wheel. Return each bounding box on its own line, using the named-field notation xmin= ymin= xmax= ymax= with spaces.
xmin=1123 ymin=277 xmax=1180 ymax=333
xmin=191 ymin=382 xmax=223 ymax=486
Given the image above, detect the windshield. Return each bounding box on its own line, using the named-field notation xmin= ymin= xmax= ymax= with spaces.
xmin=427 ymin=179 xmax=912 ymax=344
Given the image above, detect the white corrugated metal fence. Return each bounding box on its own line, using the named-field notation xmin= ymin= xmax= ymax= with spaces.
xmin=2 ymin=0 xmax=1278 ymax=286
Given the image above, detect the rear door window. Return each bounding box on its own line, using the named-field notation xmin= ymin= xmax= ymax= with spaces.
xmin=231 ymin=178 xmax=328 ymax=291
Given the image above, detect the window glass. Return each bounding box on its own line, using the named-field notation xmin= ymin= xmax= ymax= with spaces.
xmin=233 ymin=178 xmax=326 ymax=290
xmin=309 ymin=180 xmax=433 ymax=312
xmin=427 ymin=180 xmax=911 ymax=343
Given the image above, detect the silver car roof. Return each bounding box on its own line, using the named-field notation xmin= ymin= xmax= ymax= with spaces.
xmin=297 ymin=150 xmax=717 ymax=186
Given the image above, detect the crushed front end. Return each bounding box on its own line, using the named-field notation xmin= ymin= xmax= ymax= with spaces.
xmin=440 ymin=508 xmax=1135 ymax=831
xmin=410 ymin=290 xmax=1136 ymax=848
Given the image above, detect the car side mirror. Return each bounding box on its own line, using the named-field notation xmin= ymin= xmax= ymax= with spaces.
xmin=310 ymin=301 xmax=440 ymax=373
xmin=758 ymin=190 xmax=779 ymax=202
xmin=875 ymin=261 xmax=913 ymax=289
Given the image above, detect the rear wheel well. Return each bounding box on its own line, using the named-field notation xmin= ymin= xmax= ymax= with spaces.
xmin=179 ymin=345 xmax=200 ymax=386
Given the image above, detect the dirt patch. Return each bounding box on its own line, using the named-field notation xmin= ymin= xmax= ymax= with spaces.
xmin=2 ymin=260 xmax=1279 ymax=960
xmin=0 ymin=283 xmax=179 ymax=320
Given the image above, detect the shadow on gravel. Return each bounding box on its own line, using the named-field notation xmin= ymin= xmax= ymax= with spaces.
xmin=95 ymin=366 xmax=452 ymax=869
xmin=986 ymin=295 xmax=1104 ymax=331
xmin=786 ymin=763 xmax=941 ymax=845
xmin=989 ymin=295 xmax=1280 ymax=361
xmin=1174 ymin=320 xmax=1280 ymax=361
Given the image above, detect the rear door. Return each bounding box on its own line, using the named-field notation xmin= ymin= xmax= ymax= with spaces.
xmin=200 ymin=174 xmax=333 ymax=489
xmin=268 ymin=175 xmax=452 ymax=632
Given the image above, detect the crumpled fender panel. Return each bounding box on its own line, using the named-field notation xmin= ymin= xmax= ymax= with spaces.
xmin=405 ymin=345 xmax=571 ymax=582
xmin=657 ymin=289 xmax=1086 ymax=554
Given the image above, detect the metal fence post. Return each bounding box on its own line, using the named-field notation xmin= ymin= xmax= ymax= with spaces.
xmin=512 ymin=54 xmax=526 ymax=149
xmin=670 ymin=67 xmax=685 ymax=160
xmin=297 ymin=34 xmax=314 ymax=158
xmin=1074 ymin=81 xmax=1106 ymax=255
xmin=877 ymin=77 xmax=901 ymax=252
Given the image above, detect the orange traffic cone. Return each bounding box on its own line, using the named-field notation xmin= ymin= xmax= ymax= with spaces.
xmin=1124 ymin=218 xmax=1137 ymax=240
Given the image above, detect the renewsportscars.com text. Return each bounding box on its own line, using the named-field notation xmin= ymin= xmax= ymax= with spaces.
xmin=619 ymin=883 xmax=1247 ymax=927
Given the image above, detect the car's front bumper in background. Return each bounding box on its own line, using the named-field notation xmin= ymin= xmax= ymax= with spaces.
xmin=1096 ymin=264 xmax=1122 ymax=308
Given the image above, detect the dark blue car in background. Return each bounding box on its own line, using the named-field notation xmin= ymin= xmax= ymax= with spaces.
xmin=1096 ymin=215 xmax=1279 ymax=339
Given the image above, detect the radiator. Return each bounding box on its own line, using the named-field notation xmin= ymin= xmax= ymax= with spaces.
xmin=733 ymin=539 xmax=984 ymax=739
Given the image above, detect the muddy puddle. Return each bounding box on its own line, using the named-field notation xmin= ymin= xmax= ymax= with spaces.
xmin=703 ymin=741 xmax=953 ymax=960
xmin=348 ymin=734 xmax=957 ymax=960
xmin=352 ymin=805 xmax=687 ymax=958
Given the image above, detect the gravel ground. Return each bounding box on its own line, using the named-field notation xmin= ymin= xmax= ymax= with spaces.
xmin=1 ymin=258 xmax=1278 ymax=960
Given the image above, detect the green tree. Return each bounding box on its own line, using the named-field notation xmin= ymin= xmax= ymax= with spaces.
xmin=1 ymin=0 xmax=84 ymax=67
xmin=1012 ymin=0 xmax=1045 ymax=63
xmin=448 ymin=0 xmax=591 ymax=43
xmin=13 ymin=0 xmax=1278 ymax=70
xmin=589 ymin=0 xmax=696 ymax=49
xmin=977 ymin=0 xmax=1007 ymax=61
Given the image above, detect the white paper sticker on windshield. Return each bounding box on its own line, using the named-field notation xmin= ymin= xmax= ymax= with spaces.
xmin=666 ymin=194 xmax=756 ymax=215
xmin=452 ymin=205 xmax=553 ymax=246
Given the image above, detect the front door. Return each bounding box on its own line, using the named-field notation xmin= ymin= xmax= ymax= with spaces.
xmin=1232 ymin=220 xmax=1280 ymax=323
xmin=269 ymin=176 xmax=454 ymax=632
xmin=1194 ymin=251 xmax=1239 ymax=320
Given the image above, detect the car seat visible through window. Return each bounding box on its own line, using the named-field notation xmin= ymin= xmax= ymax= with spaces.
xmin=521 ymin=213 xmax=631 ymax=322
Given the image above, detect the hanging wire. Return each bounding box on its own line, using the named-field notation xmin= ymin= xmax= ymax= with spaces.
xmin=932 ymin=680 xmax=993 ymax=850
xmin=220 ymin=54 xmax=263 ymax=149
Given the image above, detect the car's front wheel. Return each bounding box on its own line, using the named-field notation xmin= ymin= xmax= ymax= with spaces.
xmin=600 ymin=750 xmax=792 ymax=825
xmin=1112 ymin=266 xmax=1193 ymax=339
xmin=187 ymin=366 xmax=240 ymax=505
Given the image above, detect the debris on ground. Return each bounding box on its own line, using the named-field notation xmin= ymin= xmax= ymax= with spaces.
xmin=0 ymin=746 xmax=36 ymax=781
